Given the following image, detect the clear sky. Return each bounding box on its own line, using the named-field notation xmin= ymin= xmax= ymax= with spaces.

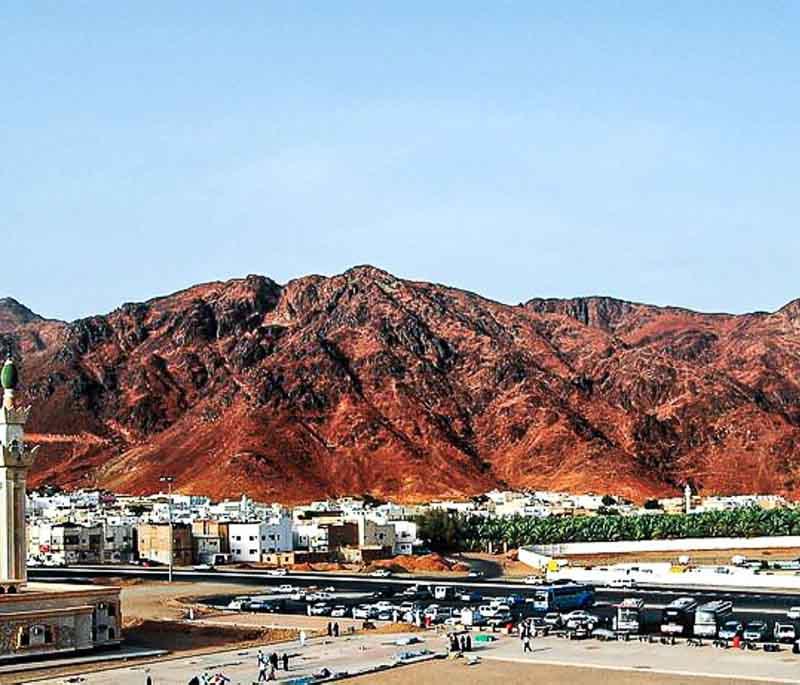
xmin=4 ymin=2 xmax=799 ymax=321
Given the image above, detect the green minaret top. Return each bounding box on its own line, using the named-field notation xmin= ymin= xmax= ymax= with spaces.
xmin=0 ymin=359 xmax=18 ymax=391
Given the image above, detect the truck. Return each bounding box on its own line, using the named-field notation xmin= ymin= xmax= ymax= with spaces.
xmin=694 ymin=600 xmax=733 ymax=638
xmin=615 ymin=598 xmax=645 ymax=633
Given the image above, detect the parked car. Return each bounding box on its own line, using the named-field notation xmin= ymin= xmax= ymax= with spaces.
xmin=374 ymin=601 xmax=395 ymax=612
xmin=523 ymin=575 xmax=541 ymax=585
xmin=352 ymin=605 xmax=372 ymax=620
xmin=330 ymin=605 xmax=348 ymax=618
xmin=310 ymin=603 xmax=331 ymax=616
xmin=718 ymin=620 xmax=743 ymax=640
xmin=563 ymin=611 xmax=600 ymax=630
xmin=277 ymin=584 xmax=295 ymax=594
xmin=459 ymin=590 xmax=482 ymax=602
xmin=486 ymin=611 xmax=513 ymax=627
xmin=289 ymin=590 xmax=307 ymax=601
xmin=743 ymin=621 xmax=768 ymax=642
xmin=371 ymin=569 xmax=392 ymax=578
xmin=787 ymin=607 xmax=800 ymax=621
xmin=543 ymin=613 xmax=563 ymax=628
xmin=468 ymin=570 xmax=485 ymax=579
xmin=323 ymin=586 xmax=336 ymax=593
xmin=609 ymin=577 xmax=636 ymax=588
xmin=775 ymin=623 xmax=797 ymax=643
xmin=268 ymin=568 xmax=288 ymax=576
xmin=192 ymin=564 xmax=215 ymax=572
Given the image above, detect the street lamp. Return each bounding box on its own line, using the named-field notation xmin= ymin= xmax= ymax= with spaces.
xmin=159 ymin=476 xmax=175 ymax=583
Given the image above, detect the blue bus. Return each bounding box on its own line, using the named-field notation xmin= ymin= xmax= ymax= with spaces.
xmin=532 ymin=583 xmax=594 ymax=612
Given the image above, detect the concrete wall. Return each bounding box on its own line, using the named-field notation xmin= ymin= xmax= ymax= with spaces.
xmin=528 ymin=535 xmax=800 ymax=557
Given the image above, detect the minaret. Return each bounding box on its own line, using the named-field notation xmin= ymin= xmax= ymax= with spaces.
xmin=0 ymin=358 xmax=37 ymax=588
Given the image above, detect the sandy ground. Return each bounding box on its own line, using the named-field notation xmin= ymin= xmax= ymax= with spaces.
xmin=351 ymin=658 xmax=773 ymax=685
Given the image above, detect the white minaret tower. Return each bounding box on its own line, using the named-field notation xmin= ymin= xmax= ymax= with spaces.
xmin=0 ymin=357 xmax=37 ymax=589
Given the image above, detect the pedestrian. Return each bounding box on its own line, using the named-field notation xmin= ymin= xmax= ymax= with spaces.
xmin=523 ymin=634 xmax=532 ymax=653
xmin=327 ymin=621 xmax=333 ymax=637
xmin=282 ymin=652 xmax=289 ymax=671
xmin=270 ymin=652 xmax=279 ymax=672
xmin=188 ymin=677 xmax=200 ymax=685
xmin=333 ymin=622 xmax=340 ymax=638
xmin=145 ymin=672 xmax=153 ymax=685
xmin=465 ymin=634 xmax=472 ymax=652
xmin=257 ymin=650 xmax=268 ymax=682
xmin=299 ymin=629 xmax=307 ymax=647
xmin=268 ymin=664 xmax=277 ymax=681
xmin=307 ymin=603 xmax=312 ymax=616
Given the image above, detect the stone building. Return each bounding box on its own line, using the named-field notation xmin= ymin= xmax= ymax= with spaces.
xmin=136 ymin=523 xmax=192 ymax=566
xmin=0 ymin=357 xmax=122 ymax=660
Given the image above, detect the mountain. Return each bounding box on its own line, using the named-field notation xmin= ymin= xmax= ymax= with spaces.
xmin=3 ymin=267 xmax=800 ymax=503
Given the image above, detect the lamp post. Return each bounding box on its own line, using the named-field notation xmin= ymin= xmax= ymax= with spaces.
xmin=160 ymin=476 xmax=175 ymax=583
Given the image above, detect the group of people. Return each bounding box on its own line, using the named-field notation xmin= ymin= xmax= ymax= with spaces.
xmin=256 ymin=649 xmax=291 ymax=682
xmin=519 ymin=618 xmax=536 ymax=653
xmin=326 ymin=621 xmax=341 ymax=638
xmin=448 ymin=632 xmax=473 ymax=653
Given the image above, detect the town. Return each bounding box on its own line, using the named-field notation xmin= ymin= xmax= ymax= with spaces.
xmin=25 ymin=486 xmax=791 ymax=569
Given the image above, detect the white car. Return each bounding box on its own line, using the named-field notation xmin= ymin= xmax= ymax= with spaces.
xmin=788 ymin=607 xmax=800 ymax=621
xmin=563 ymin=611 xmax=600 ymax=629
xmin=268 ymin=568 xmax=288 ymax=576
xmin=330 ymin=605 xmax=348 ymax=618
xmin=775 ymin=623 xmax=797 ymax=643
xmin=310 ymin=602 xmax=331 ymax=616
xmin=610 ymin=577 xmax=636 ymax=588
xmin=374 ymin=601 xmax=395 ymax=612
xmin=277 ymin=584 xmax=295 ymax=594
xmin=323 ymin=586 xmax=336 ymax=593
xmin=289 ymin=590 xmax=307 ymax=601
xmin=371 ymin=569 xmax=392 ymax=577
xmin=523 ymin=575 xmax=540 ymax=585
xmin=423 ymin=605 xmax=440 ymax=618
xmin=352 ymin=605 xmax=374 ymax=620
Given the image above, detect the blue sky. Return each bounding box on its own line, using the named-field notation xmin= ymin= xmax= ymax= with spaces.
xmin=3 ymin=3 xmax=799 ymax=320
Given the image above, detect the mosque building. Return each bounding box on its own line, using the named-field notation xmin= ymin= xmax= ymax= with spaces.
xmin=0 ymin=357 xmax=121 ymax=659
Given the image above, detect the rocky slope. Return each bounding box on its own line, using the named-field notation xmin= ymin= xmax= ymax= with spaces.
xmin=4 ymin=267 xmax=800 ymax=503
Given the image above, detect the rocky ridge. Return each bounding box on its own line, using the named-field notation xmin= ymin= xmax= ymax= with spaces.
xmin=3 ymin=267 xmax=800 ymax=503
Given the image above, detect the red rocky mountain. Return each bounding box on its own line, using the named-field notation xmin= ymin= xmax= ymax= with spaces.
xmin=3 ymin=267 xmax=800 ymax=503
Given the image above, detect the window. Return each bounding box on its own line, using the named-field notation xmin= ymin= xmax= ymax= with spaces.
xmin=108 ymin=604 xmax=116 ymax=617
xmin=249 ymin=549 xmax=257 ymax=555
xmin=249 ymin=536 xmax=255 ymax=542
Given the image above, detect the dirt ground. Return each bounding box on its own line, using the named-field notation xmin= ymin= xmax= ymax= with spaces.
xmin=353 ymin=657 xmax=772 ymax=685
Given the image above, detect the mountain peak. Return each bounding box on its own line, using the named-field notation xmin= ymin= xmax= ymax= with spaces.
xmin=0 ymin=298 xmax=43 ymax=330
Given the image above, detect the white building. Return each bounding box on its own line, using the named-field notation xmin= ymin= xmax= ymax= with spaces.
xmin=228 ymin=517 xmax=292 ymax=563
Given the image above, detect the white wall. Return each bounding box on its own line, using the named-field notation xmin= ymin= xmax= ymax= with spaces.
xmin=527 ymin=535 xmax=800 ymax=557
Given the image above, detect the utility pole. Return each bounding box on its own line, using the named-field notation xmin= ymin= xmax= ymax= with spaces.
xmin=160 ymin=476 xmax=175 ymax=583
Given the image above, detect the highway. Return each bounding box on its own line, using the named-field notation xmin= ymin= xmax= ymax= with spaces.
xmin=29 ymin=565 xmax=800 ymax=636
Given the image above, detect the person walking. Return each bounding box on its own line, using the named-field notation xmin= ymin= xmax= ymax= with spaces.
xmin=282 ymin=652 xmax=289 ymax=671
xmin=333 ymin=622 xmax=340 ymax=638
xmin=327 ymin=621 xmax=333 ymax=637
xmin=145 ymin=673 xmax=153 ymax=685
xmin=256 ymin=650 xmax=268 ymax=682
xmin=299 ymin=629 xmax=307 ymax=648
xmin=269 ymin=652 xmax=279 ymax=672
xmin=523 ymin=634 xmax=532 ymax=653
